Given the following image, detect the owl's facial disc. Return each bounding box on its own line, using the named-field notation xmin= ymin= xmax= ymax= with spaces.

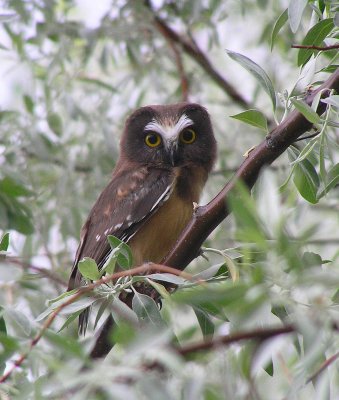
xmin=144 ymin=114 xmax=193 ymax=165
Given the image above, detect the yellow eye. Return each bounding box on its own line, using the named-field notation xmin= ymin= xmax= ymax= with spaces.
xmin=180 ymin=129 xmax=196 ymax=144
xmin=145 ymin=133 xmax=162 ymax=148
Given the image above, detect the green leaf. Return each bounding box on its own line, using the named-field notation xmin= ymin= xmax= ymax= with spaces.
xmin=132 ymin=291 xmax=164 ymax=326
xmin=321 ymin=95 xmax=339 ymax=109
xmin=77 ymin=76 xmax=117 ymax=93
xmin=5 ymin=307 xmax=32 ymax=336
xmin=0 ymin=333 xmax=19 ymax=371
xmin=0 ymin=110 xmax=18 ymax=122
xmin=230 ymin=109 xmax=268 ymax=131
xmin=0 ymin=232 xmax=9 ymax=251
xmin=317 ymin=163 xmax=339 ymax=199
xmin=290 ymin=98 xmax=321 ymax=124
xmin=226 ymin=50 xmax=276 ymax=110
xmin=227 ymin=182 xmax=266 ymax=246
xmin=271 ymin=9 xmax=288 ymax=50
xmin=23 ymin=94 xmax=34 ymax=114
xmin=94 ymin=296 xmax=112 ymax=330
xmin=58 ymin=309 xmax=83 ymax=332
xmin=288 ymin=0 xmax=308 ymax=33
xmin=293 ymin=159 xmax=320 ymax=204
xmin=112 ymin=321 xmax=137 ymax=345
xmin=0 ymin=177 xmax=33 ymax=197
xmin=302 ymin=252 xmax=323 ymax=267
xmin=297 ymin=19 xmax=335 ymax=66
xmin=173 ymin=281 xmax=249 ymax=308
xmin=0 ymin=307 xmax=6 ymax=334
xmin=147 ymin=273 xmax=186 ymax=286
xmin=194 ymin=307 xmax=215 ymax=338
xmin=37 ymin=296 xmax=97 ymax=321
xmin=78 ymin=257 xmax=100 ymax=280
xmin=107 ymin=235 xmax=133 ymax=269
xmin=47 ymin=112 xmax=63 ymax=136
xmin=44 ymin=330 xmax=85 ymax=358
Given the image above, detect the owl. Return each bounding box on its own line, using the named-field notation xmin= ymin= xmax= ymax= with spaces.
xmin=68 ymin=102 xmax=217 ymax=340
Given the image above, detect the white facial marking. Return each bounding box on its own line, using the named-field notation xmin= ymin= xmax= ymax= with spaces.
xmin=144 ymin=114 xmax=193 ymax=140
xmin=114 ymin=223 xmax=123 ymax=230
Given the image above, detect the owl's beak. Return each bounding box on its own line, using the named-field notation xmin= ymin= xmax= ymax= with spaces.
xmin=166 ymin=139 xmax=179 ymax=166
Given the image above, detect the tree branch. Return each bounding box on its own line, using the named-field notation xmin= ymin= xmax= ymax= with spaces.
xmin=292 ymin=44 xmax=339 ymax=50
xmin=6 ymin=257 xmax=68 ymax=287
xmin=163 ymin=69 xmax=339 ymax=269
xmin=144 ymin=1 xmax=250 ymax=109
xmin=0 ymin=263 xmax=192 ymax=383
xmin=178 ymin=325 xmax=294 ymax=356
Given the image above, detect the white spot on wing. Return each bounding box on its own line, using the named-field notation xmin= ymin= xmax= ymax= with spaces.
xmin=96 ymin=234 xmax=101 ymax=242
xmin=150 ymin=184 xmax=173 ymax=212
xmin=144 ymin=114 xmax=193 ymax=140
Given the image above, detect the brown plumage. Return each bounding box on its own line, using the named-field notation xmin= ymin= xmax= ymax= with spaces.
xmin=68 ymin=102 xmax=217 ymax=335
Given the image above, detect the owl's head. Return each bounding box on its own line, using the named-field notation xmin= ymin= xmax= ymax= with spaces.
xmin=120 ymin=103 xmax=217 ymax=172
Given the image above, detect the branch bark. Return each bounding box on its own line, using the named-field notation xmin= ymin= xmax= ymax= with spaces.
xmin=163 ymin=69 xmax=339 ymax=268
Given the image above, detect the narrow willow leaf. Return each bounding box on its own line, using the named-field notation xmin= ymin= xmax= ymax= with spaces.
xmin=0 ymin=306 xmax=6 ymax=334
xmin=132 ymin=291 xmax=164 ymax=326
xmin=78 ymin=257 xmax=100 ymax=280
xmin=58 ymin=309 xmax=83 ymax=332
xmin=0 ymin=333 xmax=19 ymax=371
xmin=146 ymin=278 xmax=170 ymax=300
xmin=5 ymin=308 xmax=31 ymax=336
xmin=94 ymin=296 xmax=112 ymax=330
xmin=297 ymin=19 xmax=334 ymax=66
xmin=288 ymin=0 xmax=308 ymax=33
xmin=44 ymin=330 xmax=84 ymax=358
xmin=194 ymin=307 xmax=215 ymax=338
xmin=318 ymin=163 xmax=339 ymax=199
xmin=47 ymin=112 xmax=63 ymax=136
xmin=230 ymin=109 xmax=268 ymax=131
xmin=23 ymin=94 xmax=34 ymax=114
xmin=271 ymin=9 xmax=288 ymax=50
xmin=293 ymin=159 xmax=320 ymax=204
xmin=77 ymin=76 xmax=117 ymax=93
xmin=107 ymin=235 xmax=133 ymax=269
xmin=147 ymin=273 xmax=186 ymax=285
xmin=0 ymin=233 xmax=9 ymax=251
xmin=226 ymin=50 xmax=276 ymax=110
xmin=321 ymin=95 xmax=339 ymax=108
xmin=0 ymin=177 xmax=33 ymax=197
xmin=290 ymin=98 xmax=321 ymax=124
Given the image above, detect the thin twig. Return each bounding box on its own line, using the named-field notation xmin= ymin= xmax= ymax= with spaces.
xmin=0 ymin=263 xmax=191 ymax=383
xmin=144 ymin=0 xmax=250 ymax=109
xmin=178 ymin=325 xmax=294 ymax=356
xmin=163 ymin=35 xmax=189 ymax=101
xmin=292 ymin=44 xmax=339 ymax=51
xmin=6 ymin=257 xmax=68 ymax=287
xmin=307 ymin=350 xmax=339 ymax=383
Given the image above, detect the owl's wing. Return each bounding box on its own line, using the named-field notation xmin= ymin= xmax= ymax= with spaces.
xmin=69 ymin=166 xmax=174 ymax=333
xmin=69 ymin=166 xmax=174 ymax=287
xmin=69 ymin=166 xmax=173 ymax=294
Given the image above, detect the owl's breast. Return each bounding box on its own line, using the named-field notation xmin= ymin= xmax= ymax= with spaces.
xmin=129 ymin=165 xmax=208 ymax=265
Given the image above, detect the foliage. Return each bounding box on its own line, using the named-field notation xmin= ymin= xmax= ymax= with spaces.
xmin=0 ymin=0 xmax=338 ymax=399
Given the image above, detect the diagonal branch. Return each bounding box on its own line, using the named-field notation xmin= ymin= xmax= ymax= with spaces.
xmin=163 ymin=69 xmax=339 ymax=268
xmin=144 ymin=1 xmax=250 ymax=109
